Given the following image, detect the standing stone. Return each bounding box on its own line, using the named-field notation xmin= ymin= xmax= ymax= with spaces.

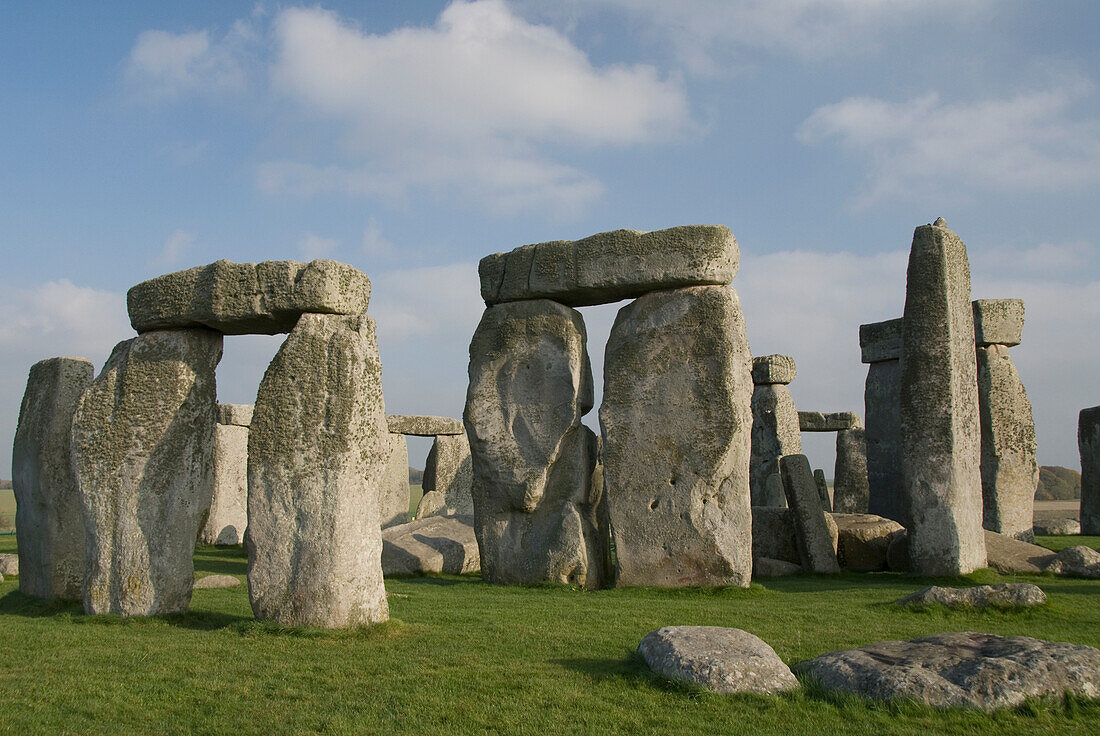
xmin=12 ymin=357 xmax=94 ymax=599
xmin=749 ymin=355 xmax=800 ymax=508
xmin=416 ymin=433 xmax=474 ymax=518
xmin=813 ymin=469 xmax=832 ymax=511
xmin=860 ymin=318 xmax=906 ymax=527
xmin=377 ymin=434 xmax=411 ymax=529
xmin=198 ymin=404 xmax=251 ymax=545
xmin=246 ymin=313 xmax=389 ymax=627
xmin=72 ymin=329 xmax=222 ymax=615
xmin=833 ymin=428 xmax=869 ymax=513
xmin=602 ymin=285 xmax=753 ymax=587
xmin=1081 ymin=407 xmax=1100 ymax=535
xmin=779 ymin=455 xmax=841 ymax=574
xmin=900 ymin=219 xmax=986 ymax=575
xmin=465 ymin=300 xmax=607 ymax=589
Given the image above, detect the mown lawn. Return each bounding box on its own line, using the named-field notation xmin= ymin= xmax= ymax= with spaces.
xmin=0 ymin=487 xmax=15 ymax=532
xmin=1 ymin=534 xmax=1099 ymax=735
xmin=1034 ymin=534 xmax=1100 ymax=553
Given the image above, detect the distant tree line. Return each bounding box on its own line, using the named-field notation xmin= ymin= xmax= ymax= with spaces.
xmin=1035 ymin=466 xmax=1081 ymax=500
xmin=409 ymin=467 xmax=423 ymax=485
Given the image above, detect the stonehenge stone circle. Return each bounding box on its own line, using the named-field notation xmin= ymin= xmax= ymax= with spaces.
xmin=749 ymin=355 xmax=800 ymax=507
xmin=386 ymin=414 xmax=464 ymax=436
xmin=72 ymin=328 xmax=222 ymax=616
xmin=12 ymin=357 xmax=94 ymax=599
xmin=246 ymin=313 xmax=389 ymax=627
xmin=833 ymin=428 xmax=868 ymax=513
xmin=779 ymin=455 xmax=841 ymax=574
xmin=1081 ymin=406 xmax=1100 ymax=535
xmin=899 ymin=219 xmax=986 ymax=575
xmin=377 ymin=433 xmax=411 ymax=529
xmin=417 ymin=432 xmax=473 ymax=518
xmin=479 ymin=225 xmax=738 ymax=308
xmin=465 ymin=299 xmax=608 ymax=589
xmin=602 ymin=285 xmax=753 ymax=587
xmin=860 ymin=318 xmax=906 ymax=528
xmin=198 ymin=403 xmax=251 ymax=545
xmin=127 ymin=259 xmax=371 ymax=335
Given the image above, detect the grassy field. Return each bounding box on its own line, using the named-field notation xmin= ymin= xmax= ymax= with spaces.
xmin=1035 ymin=534 xmax=1100 ymax=553
xmin=1 ymin=534 xmax=1099 ymax=735
xmin=0 ymin=487 xmax=15 ymax=532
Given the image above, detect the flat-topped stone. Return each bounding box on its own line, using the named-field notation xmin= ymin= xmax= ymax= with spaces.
xmin=128 ymin=259 xmax=371 ymax=335
xmin=751 ymin=354 xmax=796 ymax=385
xmin=972 ymin=299 xmax=1024 ymax=347
xmin=799 ymin=411 xmax=862 ymax=432
xmin=217 ymin=403 xmax=253 ymax=427
xmin=638 ymin=626 xmax=799 ymax=695
xmin=479 ymin=225 xmax=737 ymax=307
xmin=385 ymin=414 xmax=464 ymax=436
xmin=859 ymin=318 xmax=903 ymax=363
xmin=897 ymin=583 xmax=1046 ymax=609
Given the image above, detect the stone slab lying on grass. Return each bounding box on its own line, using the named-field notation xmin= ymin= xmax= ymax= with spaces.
xmin=832 ymin=514 xmax=904 ymax=572
xmin=983 ymin=530 xmax=1056 ymax=574
xmin=1044 ymin=546 xmax=1100 ymax=578
xmin=385 ymin=415 xmax=464 ymax=436
xmin=794 ymin=632 xmax=1100 ymax=711
xmin=638 ymin=626 xmax=799 ymax=695
xmin=1033 ymin=518 xmax=1081 ymax=536
xmin=381 ymin=515 xmax=479 ymax=576
xmin=194 ymin=575 xmax=240 ymax=589
xmin=897 ymin=583 xmax=1046 ymax=609
xmin=754 ymin=558 xmax=802 ymax=577
xmin=0 ymin=554 xmax=17 ymax=576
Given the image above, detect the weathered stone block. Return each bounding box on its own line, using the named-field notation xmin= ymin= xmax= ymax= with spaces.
xmin=749 ymin=384 xmax=800 ymax=506
xmin=833 ymin=428 xmax=868 ymax=513
xmin=217 ymin=403 xmax=253 ymax=427
xmin=198 ymin=422 xmax=249 ymax=545
xmin=418 ymin=433 xmax=473 ymax=518
xmin=381 ymin=515 xmax=479 ymax=576
xmin=798 ymin=411 xmax=862 ymax=432
xmin=751 ymin=354 xmax=796 ymax=385
xmin=638 ymin=627 xmax=799 ymax=695
xmin=1081 ymin=407 xmax=1100 ymax=535
xmin=972 ymin=299 xmax=1024 ymax=347
xmin=385 ymin=415 xmax=464 ymax=436
xmin=859 ymin=318 xmax=903 ymax=364
xmin=813 ymin=469 xmax=832 ymax=511
xmin=864 ymin=358 xmax=906 ymax=527
xmin=832 ymin=513 xmax=904 ymax=572
xmin=377 ymin=434 xmax=410 ymax=529
xmin=779 ymin=454 xmax=840 ymax=574
xmin=751 ymin=507 xmax=799 ymax=565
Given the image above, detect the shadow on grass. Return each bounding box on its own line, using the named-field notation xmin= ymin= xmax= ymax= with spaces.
xmin=0 ymin=590 xmax=83 ymax=617
xmin=0 ymin=590 xmax=248 ymax=630
xmin=234 ymin=617 xmax=416 ymax=641
xmin=193 ymin=546 xmax=248 ymax=576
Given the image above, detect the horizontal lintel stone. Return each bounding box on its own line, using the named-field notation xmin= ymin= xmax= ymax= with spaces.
xmin=386 ymin=414 xmax=464 ymax=436
xmin=799 ymin=411 xmax=862 ymax=432
xmin=972 ymin=299 xmax=1024 ymax=347
xmin=859 ymin=318 xmax=903 ymax=363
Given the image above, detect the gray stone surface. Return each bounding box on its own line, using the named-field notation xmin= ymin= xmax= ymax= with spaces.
xmin=246 ymin=313 xmax=389 ymax=628
xmin=638 ymin=626 xmax=800 ymax=695
xmin=900 ymin=219 xmax=986 ymax=575
xmin=385 ymin=415 xmax=464 ymax=436
xmin=465 ymin=300 xmax=608 ymax=589
xmin=779 ymin=455 xmax=841 ymax=574
xmin=1081 ymin=406 xmax=1100 ymax=535
xmin=419 ymin=433 xmax=473 ymax=517
xmin=859 ymin=318 xmax=903 ymax=364
xmin=983 ymin=530 xmax=1056 ymax=574
xmin=750 ymin=383 xmax=801 ymax=507
xmin=72 ymin=329 xmax=222 ymax=615
xmin=751 ymin=354 xmax=796 ymax=385
xmin=602 ymin=285 xmax=753 ymax=587
xmin=381 ymin=515 xmax=479 ymax=576
xmin=864 ymin=357 xmax=906 ymax=528
xmin=0 ymin=554 xmax=17 ymax=576
xmin=754 ymin=557 xmax=803 ymax=577
xmin=1044 ymin=545 xmax=1100 ymax=578
xmin=833 ymin=514 xmax=905 ymax=572
xmin=813 ymin=469 xmax=832 ymax=512
xmin=977 ymin=343 xmax=1037 ymax=541
xmin=972 ymin=299 xmax=1024 ymax=347
xmin=12 ymin=357 xmax=94 ymax=600
xmin=798 ymin=411 xmax=862 ymax=432
xmin=377 ymin=434 xmax=411 ymax=529
xmin=198 ymin=422 xmax=249 ymax=545
xmin=751 ymin=507 xmax=799 ymax=565
xmin=1033 ymin=518 xmax=1081 ymax=536
xmin=794 ymin=632 xmax=1100 ymax=711
xmin=897 ymin=583 xmax=1046 ymax=609
xmin=128 ymin=259 xmax=371 ymax=335
xmin=480 ymin=225 xmax=738 ymax=308
xmin=763 ymin=472 xmax=787 ymax=508
xmin=217 ymin=403 xmax=253 ymax=427
xmin=833 ymin=428 xmax=868 ymax=513
xmin=194 ymin=574 xmax=240 ymax=589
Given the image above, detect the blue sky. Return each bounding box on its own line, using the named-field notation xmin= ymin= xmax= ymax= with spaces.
xmin=3 ymin=0 xmax=1099 ymax=471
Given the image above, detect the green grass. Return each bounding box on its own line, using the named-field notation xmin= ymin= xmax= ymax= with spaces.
xmin=1035 ymin=535 xmax=1100 ymax=553
xmin=2 ymin=533 xmax=1100 ymax=735
xmin=0 ymin=487 xmax=15 ymax=532
xmin=409 ymin=483 xmax=423 ymax=517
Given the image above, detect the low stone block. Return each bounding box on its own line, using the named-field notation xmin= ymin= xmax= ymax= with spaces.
xmin=754 ymin=557 xmax=803 ymax=577
xmin=859 ymin=318 xmax=903 ymax=364
xmin=832 ymin=513 xmax=904 ymax=572
xmin=751 ymin=355 xmax=796 ymax=385
xmin=385 ymin=415 xmax=464 ymax=436
xmin=779 ymin=455 xmax=841 ymax=574
xmin=638 ymin=627 xmax=800 ymax=695
xmin=972 ymin=299 xmax=1024 ymax=347
xmin=0 ymin=554 xmax=17 ymax=576
xmin=983 ymin=530 xmax=1056 ymax=574
xmin=381 ymin=515 xmax=479 ymax=576
xmin=1033 ymin=518 xmax=1081 ymax=536
xmin=798 ymin=411 xmax=862 ymax=432
xmin=897 ymin=583 xmax=1046 ymax=609
xmin=1044 ymin=546 xmax=1100 ymax=578
xmin=193 ymin=575 xmax=240 ymax=589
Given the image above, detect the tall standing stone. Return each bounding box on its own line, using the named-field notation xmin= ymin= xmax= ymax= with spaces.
xmin=601 ymin=285 xmax=753 ymax=587
xmin=246 ymin=313 xmax=389 ymax=627
xmin=749 ymin=355 xmax=800 ymax=508
xmin=198 ymin=404 xmax=252 ymax=545
xmin=1081 ymin=407 xmax=1100 ymax=535
xmin=833 ymin=428 xmax=869 ymax=513
xmin=465 ymin=299 xmax=607 ymax=589
xmin=779 ymin=454 xmax=841 ymax=574
xmin=416 ymin=433 xmax=474 ymax=518
xmin=72 ymin=329 xmax=222 ymax=615
xmin=900 ymin=219 xmax=986 ymax=575
xmin=377 ymin=434 xmax=411 ymax=529
xmin=12 ymin=357 xmax=94 ymax=599
xmin=860 ymin=318 xmax=906 ymax=528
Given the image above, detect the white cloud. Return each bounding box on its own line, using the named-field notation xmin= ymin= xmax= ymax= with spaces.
xmin=798 ymin=80 xmax=1100 ymax=207
xmin=150 ymin=229 xmax=194 ymax=269
xmin=124 ymin=20 xmax=256 ymax=100
xmin=297 ymin=232 xmax=338 ymax=259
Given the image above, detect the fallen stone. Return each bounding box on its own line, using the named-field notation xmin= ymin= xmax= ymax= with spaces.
xmin=198 ymin=417 xmax=249 ymax=546
xmin=0 ymin=554 xmax=17 ymax=576
xmin=779 ymin=455 xmax=841 ymax=574
xmin=466 ymin=300 xmax=608 ymax=589
xmin=12 ymin=356 xmax=94 ymax=599
xmin=1080 ymin=406 xmax=1100 ymax=535
xmin=754 ymin=557 xmax=803 ymax=577
xmin=795 ymin=632 xmax=1100 ymax=711
xmin=833 ymin=428 xmax=868 ymax=513
xmin=859 ymin=318 xmax=903 ymax=364
xmin=602 ymin=285 xmax=753 ymax=587
xmin=381 ymin=515 xmax=479 ymax=576
xmin=377 ymin=434 xmax=411 ymax=529
xmin=897 ymin=583 xmax=1046 ymax=609
xmin=749 ymin=382 xmax=800 ymax=507
xmin=798 ymin=411 xmax=862 ymax=432
xmin=385 ymin=414 xmax=464 ymax=436
xmin=985 ymin=530 xmax=1055 ymax=574
xmin=419 ymin=433 xmax=473 ymax=517
xmin=127 ymin=259 xmax=371 ymax=335
xmin=864 ymin=356 xmax=906 ymax=528
xmin=73 ymin=329 xmax=222 ymax=616
xmin=246 ymin=313 xmax=389 ymax=628
xmin=813 ymin=470 xmax=832 ymax=512
xmin=1044 ymin=546 xmax=1100 ymax=579
xmin=832 ymin=514 xmax=904 ymax=572
xmin=751 ymin=507 xmax=799 ymax=565
xmin=638 ymin=626 xmax=799 ymax=695
xmin=193 ymin=575 xmax=240 ymax=589
xmin=217 ymin=403 xmax=253 ymax=427
xmin=414 ymin=490 xmax=446 ymax=519
xmin=972 ymin=299 xmax=1024 ymax=347
xmin=1033 ymin=518 xmax=1081 ymax=536
xmin=751 ymin=354 xmax=796 ymax=385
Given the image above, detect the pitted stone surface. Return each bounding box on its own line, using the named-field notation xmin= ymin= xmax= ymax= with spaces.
xmin=377 ymin=434 xmax=411 ymax=529
xmin=751 ymin=507 xmax=799 ymax=565
xmin=479 ymin=225 xmax=738 ymax=308
xmin=833 ymin=514 xmax=904 ymax=572
xmin=1081 ymin=406 xmax=1100 ymax=535
xmin=0 ymin=554 xmax=18 ymax=576
xmin=864 ymin=358 xmax=906 ymax=527
xmin=1033 ymin=518 xmax=1081 ymax=536
xmin=638 ymin=627 xmax=799 ymax=695
xmin=465 ymin=300 xmax=607 ymax=589
xmin=833 ymin=428 xmax=868 ymax=513
xmin=198 ymin=422 xmax=249 ymax=545
xmin=217 ymin=403 xmax=253 ymax=427
xmin=12 ymin=357 xmax=94 ymax=600
xmin=859 ymin=318 xmax=903 ymax=364
xmin=419 ymin=433 xmax=473 ymax=517
xmin=779 ymin=455 xmax=840 ymax=574
xmin=381 ymin=515 xmax=479 ymax=576
xmin=385 ymin=415 xmax=464 ymax=436
xmin=798 ymin=411 xmax=862 ymax=432
xmin=127 ymin=259 xmax=371 ymax=335
xmin=72 ymin=329 xmax=222 ymax=616
xmin=897 ymin=583 xmax=1046 ymax=609
xmin=751 ymin=355 xmax=796 ymax=385
xmin=749 ymin=383 xmax=801 ymax=507
xmin=602 ymin=285 xmax=753 ymax=587
xmin=1045 ymin=546 xmax=1100 ymax=578
xmin=900 ymin=220 xmax=986 ymax=575
xmin=972 ymin=299 xmax=1024 ymax=347
xmin=246 ymin=313 xmax=389 ymax=628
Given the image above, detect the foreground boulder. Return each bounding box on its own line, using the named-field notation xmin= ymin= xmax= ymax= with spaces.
xmin=1044 ymin=546 xmax=1100 ymax=578
xmin=638 ymin=626 xmax=799 ymax=695
xmin=795 ymin=632 xmax=1100 ymax=711
xmin=897 ymin=583 xmax=1046 ymax=609
xmin=72 ymin=329 xmax=222 ymax=615
xmin=832 ymin=514 xmax=904 ymax=572
xmin=12 ymin=357 xmax=94 ymax=600
xmin=0 ymin=554 xmax=17 ymax=576
xmin=381 ymin=515 xmax=479 ymax=576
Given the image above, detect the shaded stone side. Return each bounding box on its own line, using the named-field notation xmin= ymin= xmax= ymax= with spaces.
xmin=859 ymin=318 xmax=903 ymax=364
xmin=977 ymin=344 xmax=1037 ymax=541
xmin=72 ymin=329 xmax=222 ymax=615
xmin=813 ymin=469 xmax=832 ymax=511
xmin=246 ymin=313 xmax=389 ymax=628
xmin=418 ymin=433 xmax=473 ymax=517
xmin=833 ymin=428 xmax=868 ymax=513
xmin=465 ymin=300 xmax=607 ymax=589
xmin=779 ymin=454 xmax=841 ymax=574
xmin=1081 ymin=406 xmax=1100 ymax=535
xmin=601 ymin=285 xmax=753 ymax=587
xmin=749 ymin=384 xmax=800 ymax=507
xmin=12 ymin=357 xmax=94 ymax=599
xmin=864 ymin=358 xmax=906 ymax=527
xmin=198 ymin=422 xmax=249 ymax=545
xmin=377 ymin=434 xmax=410 ymax=529
xmin=900 ymin=220 xmax=986 ymax=575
